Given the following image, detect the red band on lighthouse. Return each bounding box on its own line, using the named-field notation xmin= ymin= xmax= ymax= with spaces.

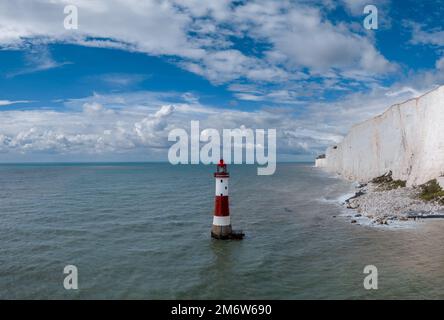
xmin=214 ymin=196 xmax=229 ymax=216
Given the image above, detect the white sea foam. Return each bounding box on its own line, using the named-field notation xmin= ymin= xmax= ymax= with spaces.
xmin=336 ymin=193 xmax=355 ymax=204
xmin=338 ymin=208 xmax=420 ymax=230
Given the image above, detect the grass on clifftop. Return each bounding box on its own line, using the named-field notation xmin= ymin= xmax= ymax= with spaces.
xmin=419 ymin=179 xmax=444 ymax=204
xmin=371 ymin=171 xmax=406 ymax=191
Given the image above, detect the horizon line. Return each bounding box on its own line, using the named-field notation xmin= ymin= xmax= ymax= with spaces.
xmin=0 ymin=160 xmax=314 ymax=165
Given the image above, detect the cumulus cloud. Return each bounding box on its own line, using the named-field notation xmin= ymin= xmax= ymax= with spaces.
xmin=0 ymin=0 xmax=394 ymax=93
xmin=0 ymin=0 xmax=202 ymax=58
xmin=0 ymin=91 xmax=325 ymax=159
xmin=233 ymin=2 xmax=394 ymax=74
xmin=1 ymin=0 xmax=429 ymax=161
xmin=0 ymin=99 xmax=176 ymax=156
xmin=0 ymin=84 xmax=430 ymax=161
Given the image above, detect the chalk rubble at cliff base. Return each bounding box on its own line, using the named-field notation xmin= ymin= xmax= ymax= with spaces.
xmin=343 ymin=182 xmax=444 ymax=226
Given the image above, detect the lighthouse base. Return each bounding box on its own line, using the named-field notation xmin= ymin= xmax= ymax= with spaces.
xmin=211 ymin=224 xmax=244 ymax=240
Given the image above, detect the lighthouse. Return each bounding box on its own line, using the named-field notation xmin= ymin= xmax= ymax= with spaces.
xmin=211 ymin=159 xmax=244 ymax=240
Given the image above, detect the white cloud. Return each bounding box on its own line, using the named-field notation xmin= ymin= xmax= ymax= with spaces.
xmin=341 ymin=0 xmax=369 ymax=15
xmin=232 ymin=1 xmax=394 ymax=75
xmin=0 ymin=99 xmax=176 ymax=156
xmin=408 ymin=22 xmax=444 ymax=46
xmin=2 ymin=66 xmax=443 ymax=161
xmin=436 ymin=56 xmax=444 ymax=70
xmin=234 ymin=93 xmax=264 ymax=102
xmin=0 ymin=82 xmax=427 ymax=161
xmin=0 ymin=0 xmax=203 ymax=57
xmin=0 ymin=91 xmax=322 ymax=158
xmin=0 ymin=100 xmax=32 ymax=106
xmin=341 ymin=0 xmax=388 ymax=15
xmin=0 ymin=0 xmax=394 ymax=92
xmin=385 ymin=86 xmax=422 ymax=97
xmin=6 ymin=46 xmax=70 ymax=77
xmin=97 ymin=73 xmax=149 ymax=87
xmin=2 ymin=0 xmax=429 ymax=161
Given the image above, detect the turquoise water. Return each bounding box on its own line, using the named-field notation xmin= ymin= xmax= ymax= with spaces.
xmin=1 ymin=163 xmax=444 ymax=299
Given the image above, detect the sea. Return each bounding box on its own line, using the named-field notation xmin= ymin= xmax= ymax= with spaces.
xmin=1 ymin=162 xmax=444 ymax=299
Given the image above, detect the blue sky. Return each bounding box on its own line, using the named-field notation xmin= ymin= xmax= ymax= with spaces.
xmin=1 ymin=0 xmax=444 ymax=162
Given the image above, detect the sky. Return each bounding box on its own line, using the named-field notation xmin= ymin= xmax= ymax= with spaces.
xmin=1 ymin=0 xmax=444 ymax=162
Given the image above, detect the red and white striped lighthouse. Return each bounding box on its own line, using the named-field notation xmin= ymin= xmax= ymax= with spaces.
xmin=211 ymin=159 xmax=244 ymax=240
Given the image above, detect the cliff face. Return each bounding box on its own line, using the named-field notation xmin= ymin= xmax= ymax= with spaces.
xmin=315 ymin=158 xmax=327 ymax=167
xmin=318 ymin=86 xmax=444 ymax=186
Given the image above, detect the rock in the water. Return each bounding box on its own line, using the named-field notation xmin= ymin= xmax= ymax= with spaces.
xmin=347 ymin=201 xmax=359 ymax=209
xmin=347 ymin=191 xmax=365 ymax=202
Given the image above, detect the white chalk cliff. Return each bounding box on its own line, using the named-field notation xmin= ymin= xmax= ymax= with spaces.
xmin=317 ymin=86 xmax=444 ymax=186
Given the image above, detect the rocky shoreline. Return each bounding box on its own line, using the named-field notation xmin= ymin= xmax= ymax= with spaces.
xmin=342 ymin=178 xmax=444 ymax=226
